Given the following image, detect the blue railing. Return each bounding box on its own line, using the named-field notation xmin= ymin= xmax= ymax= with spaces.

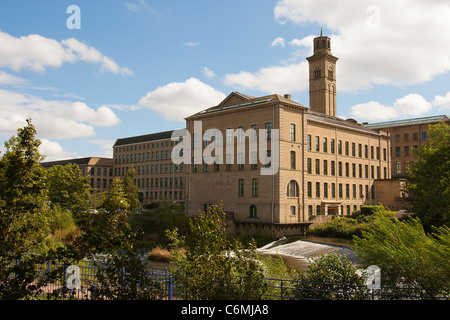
xmin=9 ymin=258 xmax=449 ymax=300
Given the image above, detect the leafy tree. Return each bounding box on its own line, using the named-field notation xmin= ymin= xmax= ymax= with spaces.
xmin=0 ymin=119 xmax=50 ymax=254
xmin=46 ymin=163 xmax=91 ymax=213
xmin=0 ymin=119 xmax=54 ymax=299
xmin=124 ymin=167 xmax=139 ymax=213
xmin=103 ymin=177 xmax=129 ymax=214
xmin=354 ymin=213 xmax=450 ymax=292
xmin=405 ymin=122 xmax=450 ymax=231
xmin=294 ymin=251 xmax=367 ymax=300
xmin=167 ymin=204 xmax=267 ymax=300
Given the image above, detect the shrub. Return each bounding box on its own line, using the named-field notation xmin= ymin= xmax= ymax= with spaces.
xmin=293 ymin=251 xmax=367 ymax=300
xmin=354 ymin=213 xmax=450 ymax=291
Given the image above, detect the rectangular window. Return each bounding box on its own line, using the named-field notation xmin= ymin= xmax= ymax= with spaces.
xmin=331 ymin=160 xmax=335 ymax=176
xmin=323 ymin=137 xmax=327 ymax=153
xmin=238 ymin=179 xmax=244 ymax=197
xmin=338 ymin=140 xmax=342 ymax=154
xmin=307 ymin=134 xmax=311 ymax=151
xmin=324 ymin=183 xmax=328 ymax=198
xmin=226 ymin=128 xmax=233 ymax=145
xmin=307 ymin=158 xmax=312 ymax=174
xmin=330 ymin=139 xmax=335 ymax=154
xmin=290 ymin=123 xmax=296 ymax=141
xmin=323 ymin=160 xmax=328 ymax=175
xmin=290 ymin=151 xmax=296 ymax=169
xmin=265 ymin=122 xmax=272 ymax=140
xmin=315 ymin=136 xmax=320 ymax=152
xmin=345 ymin=141 xmax=349 ymax=156
xmin=358 ymin=144 xmax=362 ymax=157
xmin=316 ymin=182 xmax=320 ymax=198
xmin=307 ymin=182 xmax=312 ymax=198
xmin=315 ymin=159 xmax=320 ymax=175
xmin=422 ymin=132 xmax=428 ymax=141
xmin=252 ymin=178 xmax=258 ymax=197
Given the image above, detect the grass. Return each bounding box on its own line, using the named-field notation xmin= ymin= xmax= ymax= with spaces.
xmin=147 ymin=246 xmax=172 ymax=263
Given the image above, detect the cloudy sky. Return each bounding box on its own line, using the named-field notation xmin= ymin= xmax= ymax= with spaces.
xmin=0 ymin=0 xmax=449 ymax=161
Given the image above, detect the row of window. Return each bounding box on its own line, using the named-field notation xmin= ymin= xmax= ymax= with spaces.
xmin=115 ymin=140 xmax=175 ymax=153
xmin=195 ymin=123 xmax=273 ymax=148
xmin=305 ymin=158 xmax=387 ymax=179
xmin=83 ymin=167 xmax=113 ymax=177
xmin=147 ymin=190 xmax=183 ymax=201
xmin=306 ymin=134 xmax=387 ymax=160
xmin=394 ymin=145 xmax=419 ymax=157
xmin=306 ymin=181 xmax=375 ymax=200
xmin=393 ymin=131 xmax=427 ymax=143
xmin=135 ymin=176 xmax=184 ymax=189
xmin=115 ymin=149 xmax=174 ymax=164
xmin=308 ymin=204 xmax=360 ymax=216
xmin=238 ymin=178 xmax=259 ymax=197
xmin=114 ymin=163 xmax=184 ymax=176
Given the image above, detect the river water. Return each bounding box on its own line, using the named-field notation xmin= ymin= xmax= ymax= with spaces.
xmin=257 ymin=236 xmax=360 ymax=272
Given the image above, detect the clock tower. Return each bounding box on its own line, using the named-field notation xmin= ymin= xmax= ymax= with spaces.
xmin=306 ymin=31 xmax=338 ymax=117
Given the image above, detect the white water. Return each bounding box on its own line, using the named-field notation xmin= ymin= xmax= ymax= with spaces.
xmin=257 ymin=238 xmax=360 ymax=270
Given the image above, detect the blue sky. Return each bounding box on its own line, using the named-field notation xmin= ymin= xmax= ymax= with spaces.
xmin=1 ymin=0 xmax=450 ymax=160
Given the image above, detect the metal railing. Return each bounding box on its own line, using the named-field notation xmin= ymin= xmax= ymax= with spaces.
xmin=7 ymin=258 xmax=450 ymax=300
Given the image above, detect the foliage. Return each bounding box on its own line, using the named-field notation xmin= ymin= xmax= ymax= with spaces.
xmin=103 ymin=177 xmax=129 ymax=214
xmin=90 ymin=250 xmax=163 ymax=300
xmin=404 ymin=122 xmax=450 ymax=231
xmin=46 ymin=163 xmax=91 ymax=213
xmin=293 ymin=251 xmax=367 ymax=300
xmin=73 ymin=210 xmax=136 ymax=256
xmin=167 ymin=204 xmax=267 ymax=300
xmin=0 ymin=119 xmax=51 ymax=255
xmin=310 ymin=205 xmax=395 ymax=239
xmin=353 ymin=213 xmax=450 ymax=291
xmin=124 ymin=167 xmax=140 ymax=213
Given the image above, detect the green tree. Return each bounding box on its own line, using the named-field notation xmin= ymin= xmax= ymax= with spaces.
xmin=354 ymin=213 xmax=450 ymax=292
xmin=0 ymin=119 xmax=50 ymax=254
xmin=124 ymin=167 xmax=139 ymax=213
xmin=294 ymin=251 xmax=367 ymax=300
xmin=73 ymin=178 xmax=135 ymax=255
xmin=405 ymin=122 xmax=450 ymax=231
xmin=46 ymin=163 xmax=91 ymax=213
xmin=167 ymin=204 xmax=267 ymax=300
xmin=103 ymin=177 xmax=129 ymax=214
xmin=0 ymin=119 xmax=54 ymax=299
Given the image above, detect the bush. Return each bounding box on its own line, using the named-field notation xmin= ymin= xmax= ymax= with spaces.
xmin=167 ymin=204 xmax=267 ymax=300
xmin=293 ymin=251 xmax=367 ymax=300
xmin=354 ymin=213 xmax=450 ymax=291
xmin=310 ymin=217 xmax=368 ymax=239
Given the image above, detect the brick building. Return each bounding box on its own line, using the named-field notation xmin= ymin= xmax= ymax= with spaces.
xmin=112 ymin=130 xmax=186 ymax=207
xmin=182 ymin=33 xmax=391 ymax=237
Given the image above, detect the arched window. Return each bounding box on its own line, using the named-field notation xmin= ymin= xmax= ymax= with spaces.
xmin=249 ymin=205 xmax=257 ymax=218
xmin=287 ymin=180 xmax=299 ymax=197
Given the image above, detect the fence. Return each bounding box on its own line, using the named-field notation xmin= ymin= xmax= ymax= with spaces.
xmin=25 ymin=260 xmax=449 ymax=300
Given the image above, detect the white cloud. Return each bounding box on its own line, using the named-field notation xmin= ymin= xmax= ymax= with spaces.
xmin=432 ymin=92 xmax=450 ymax=110
xmin=225 ymin=1 xmax=450 ymax=95
xmin=39 ymin=139 xmax=78 ymax=161
xmin=0 ymin=70 xmax=27 ymax=85
xmin=89 ymin=139 xmax=114 ymax=158
xmin=272 ymin=0 xmax=450 ymax=92
xmin=0 ymin=30 xmax=133 ymax=75
xmin=138 ymin=78 xmax=226 ymax=121
xmin=223 ymin=61 xmax=309 ymax=94
xmin=0 ymin=89 xmax=120 ymax=139
xmin=271 ymin=37 xmax=285 ymax=47
xmin=125 ymin=0 xmax=158 ymax=16
xmin=350 ymin=93 xmax=432 ymax=121
xmin=183 ymin=42 xmax=200 ymax=47
xmin=202 ymin=66 xmax=216 ymax=79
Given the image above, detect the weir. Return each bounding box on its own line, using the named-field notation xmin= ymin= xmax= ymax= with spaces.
xmin=257 ymin=237 xmax=360 ymax=271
